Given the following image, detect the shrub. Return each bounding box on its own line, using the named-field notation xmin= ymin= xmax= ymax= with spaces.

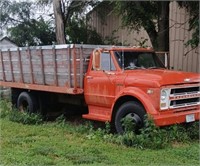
xmin=185 ymin=121 xmax=200 ymax=140
xmin=85 ymin=116 xmax=199 ymax=149
xmin=117 ymin=117 xmax=168 ymax=149
xmin=55 ymin=114 xmax=66 ymax=127
xmin=9 ymin=109 xmax=43 ymax=125
xmin=0 ymin=100 xmax=12 ymax=118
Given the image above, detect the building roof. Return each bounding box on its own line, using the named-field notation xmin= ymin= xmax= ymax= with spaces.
xmin=0 ymin=36 xmax=18 ymax=49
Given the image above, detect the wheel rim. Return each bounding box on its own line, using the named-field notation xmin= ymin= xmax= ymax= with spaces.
xmin=121 ymin=113 xmax=142 ymax=132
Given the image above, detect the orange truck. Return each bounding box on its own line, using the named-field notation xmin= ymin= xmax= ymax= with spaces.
xmin=0 ymin=44 xmax=199 ymax=133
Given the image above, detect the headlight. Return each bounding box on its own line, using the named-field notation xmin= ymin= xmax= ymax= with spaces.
xmin=160 ymin=89 xmax=170 ymax=110
xmin=161 ymin=90 xmax=167 ymax=101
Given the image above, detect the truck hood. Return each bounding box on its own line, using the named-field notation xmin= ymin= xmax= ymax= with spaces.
xmin=125 ymin=69 xmax=200 ymax=88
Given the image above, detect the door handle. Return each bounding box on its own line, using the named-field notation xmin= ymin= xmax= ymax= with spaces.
xmin=86 ymin=76 xmax=93 ymax=79
xmin=105 ymin=71 xmax=116 ymax=75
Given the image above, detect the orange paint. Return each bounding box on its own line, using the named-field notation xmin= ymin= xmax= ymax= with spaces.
xmin=1 ymin=44 xmax=200 ymax=126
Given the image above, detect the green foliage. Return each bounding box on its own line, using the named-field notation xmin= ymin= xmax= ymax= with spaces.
xmin=103 ymin=30 xmax=124 ymax=45
xmin=0 ymin=0 xmax=33 ymax=28
xmin=178 ymin=1 xmax=199 ymax=48
xmin=8 ymin=110 xmax=43 ymax=125
xmin=84 ymin=116 xmax=199 ymax=150
xmin=66 ymin=17 xmax=103 ymax=44
xmin=185 ymin=18 xmax=199 ymax=49
xmin=8 ymin=17 xmax=56 ymax=46
xmin=0 ymin=100 xmax=43 ymax=125
xmin=0 ymin=99 xmax=200 ymax=165
xmin=114 ymin=1 xmax=159 ymax=49
xmin=1 ymin=0 xmax=55 ymax=46
xmin=1 ymin=99 xmax=199 ymax=150
xmin=0 ymin=100 xmax=12 ymax=118
xmin=55 ymin=114 xmax=67 ymax=127
xmin=115 ymin=1 xmax=158 ymax=31
xmin=134 ymin=37 xmax=149 ymax=47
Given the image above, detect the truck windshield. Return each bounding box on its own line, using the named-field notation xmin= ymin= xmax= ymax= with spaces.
xmin=114 ymin=51 xmax=165 ymax=70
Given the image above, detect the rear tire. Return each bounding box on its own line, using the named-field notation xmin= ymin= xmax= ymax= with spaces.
xmin=115 ymin=101 xmax=146 ymax=134
xmin=17 ymin=92 xmax=39 ymax=113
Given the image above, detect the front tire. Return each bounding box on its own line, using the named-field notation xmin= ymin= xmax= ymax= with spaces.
xmin=17 ymin=92 xmax=38 ymax=113
xmin=115 ymin=101 xmax=146 ymax=134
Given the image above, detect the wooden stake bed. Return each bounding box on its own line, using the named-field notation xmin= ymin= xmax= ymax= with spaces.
xmin=0 ymin=44 xmax=98 ymax=94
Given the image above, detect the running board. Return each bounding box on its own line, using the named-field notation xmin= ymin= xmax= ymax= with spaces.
xmin=82 ymin=105 xmax=112 ymax=122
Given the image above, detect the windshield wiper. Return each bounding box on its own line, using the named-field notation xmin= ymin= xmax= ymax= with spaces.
xmin=148 ymin=66 xmax=165 ymax=69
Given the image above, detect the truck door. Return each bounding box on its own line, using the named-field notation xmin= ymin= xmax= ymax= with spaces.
xmin=84 ymin=50 xmax=117 ymax=108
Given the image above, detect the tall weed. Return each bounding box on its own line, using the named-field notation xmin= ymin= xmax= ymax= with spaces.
xmin=85 ymin=117 xmax=199 ymax=149
xmin=0 ymin=100 xmax=12 ymax=118
xmin=9 ymin=109 xmax=43 ymax=125
xmin=0 ymin=99 xmax=43 ymax=125
xmin=1 ymin=99 xmax=199 ymax=149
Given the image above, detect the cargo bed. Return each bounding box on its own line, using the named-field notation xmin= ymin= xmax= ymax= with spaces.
xmin=0 ymin=44 xmax=98 ymax=94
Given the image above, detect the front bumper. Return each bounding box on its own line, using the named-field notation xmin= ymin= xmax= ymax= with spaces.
xmin=153 ymin=107 xmax=200 ymax=126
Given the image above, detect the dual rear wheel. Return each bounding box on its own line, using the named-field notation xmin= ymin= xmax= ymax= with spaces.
xmin=17 ymin=92 xmax=39 ymax=113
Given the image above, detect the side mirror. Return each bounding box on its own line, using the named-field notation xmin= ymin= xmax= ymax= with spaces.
xmin=92 ymin=50 xmax=101 ymax=70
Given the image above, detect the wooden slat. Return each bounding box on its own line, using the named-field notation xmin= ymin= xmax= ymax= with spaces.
xmin=8 ymin=49 xmax=14 ymax=82
xmin=17 ymin=48 xmax=24 ymax=83
xmin=0 ymin=44 xmax=97 ymax=94
xmin=39 ymin=47 xmax=45 ymax=85
xmin=52 ymin=47 xmax=58 ymax=86
xmin=27 ymin=47 xmax=34 ymax=84
xmin=80 ymin=47 xmax=83 ymax=88
xmin=68 ymin=47 xmax=71 ymax=88
xmin=0 ymin=81 xmax=84 ymax=94
xmin=73 ymin=45 xmax=77 ymax=89
xmin=0 ymin=51 xmax=5 ymax=81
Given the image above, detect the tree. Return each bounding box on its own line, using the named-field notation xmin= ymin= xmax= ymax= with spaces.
xmin=178 ymin=1 xmax=199 ymax=49
xmin=38 ymin=0 xmax=99 ymax=44
xmin=8 ymin=17 xmax=56 ymax=46
xmin=53 ymin=0 xmax=66 ymax=44
xmin=0 ymin=0 xmax=55 ymax=46
xmin=115 ymin=1 xmax=169 ymax=51
xmin=115 ymin=1 xmax=199 ymax=52
xmin=0 ymin=0 xmax=34 ymax=30
xmin=66 ymin=17 xmax=103 ymax=44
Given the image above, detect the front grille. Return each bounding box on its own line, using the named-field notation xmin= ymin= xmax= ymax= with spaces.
xmin=169 ymin=85 xmax=200 ymax=109
xmin=171 ymin=86 xmax=199 ymax=95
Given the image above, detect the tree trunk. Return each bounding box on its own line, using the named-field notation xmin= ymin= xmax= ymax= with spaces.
xmin=53 ymin=0 xmax=66 ymax=44
xmin=144 ymin=23 xmax=158 ymax=50
xmin=157 ymin=1 xmax=169 ymax=51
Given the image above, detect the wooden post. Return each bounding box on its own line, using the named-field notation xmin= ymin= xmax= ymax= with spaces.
xmin=27 ymin=47 xmax=34 ymax=84
xmin=39 ymin=47 xmax=45 ymax=85
xmin=73 ymin=45 xmax=77 ymax=90
xmin=0 ymin=51 xmax=5 ymax=81
xmin=67 ymin=47 xmax=71 ymax=88
xmin=80 ymin=46 xmax=83 ymax=88
xmin=17 ymin=48 xmax=24 ymax=83
xmin=8 ymin=49 xmax=14 ymax=82
xmin=52 ymin=46 xmax=58 ymax=86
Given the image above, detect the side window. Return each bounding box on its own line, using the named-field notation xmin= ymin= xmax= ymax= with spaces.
xmin=101 ymin=52 xmax=116 ymax=71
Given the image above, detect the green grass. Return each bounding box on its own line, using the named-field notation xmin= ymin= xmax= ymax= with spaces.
xmin=0 ymin=100 xmax=200 ymax=166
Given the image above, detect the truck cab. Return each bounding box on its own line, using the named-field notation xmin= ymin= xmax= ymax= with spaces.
xmin=83 ymin=47 xmax=200 ymax=133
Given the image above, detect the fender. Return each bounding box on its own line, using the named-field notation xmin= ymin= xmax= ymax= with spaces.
xmin=112 ymin=87 xmax=158 ymax=115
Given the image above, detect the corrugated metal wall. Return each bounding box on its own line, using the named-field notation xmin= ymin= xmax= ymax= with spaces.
xmin=169 ymin=2 xmax=199 ymax=73
xmin=88 ymin=1 xmax=199 ymax=73
xmin=88 ymin=9 xmax=152 ymax=47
